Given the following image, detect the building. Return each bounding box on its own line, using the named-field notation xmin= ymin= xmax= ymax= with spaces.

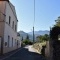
xmin=17 ymin=33 xmax=21 ymax=48
xmin=0 ymin=0 xmax=21 ymax=54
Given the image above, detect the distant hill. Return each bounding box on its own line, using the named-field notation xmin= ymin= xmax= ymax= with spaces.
xmin=18 ymin=31 xmax=33 ymax=42
xmin=28 ymin=30 xmax=49 ymax=36
xmin=18 ymin=30 xmax=50 ymax=41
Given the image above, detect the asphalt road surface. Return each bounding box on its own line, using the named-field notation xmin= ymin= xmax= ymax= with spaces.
xmin=3 ymin=46 xmax=46 ymax=60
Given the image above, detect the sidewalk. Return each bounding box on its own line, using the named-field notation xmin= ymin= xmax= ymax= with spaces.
xmin=0 ymin=48 xmax=21 ymax=60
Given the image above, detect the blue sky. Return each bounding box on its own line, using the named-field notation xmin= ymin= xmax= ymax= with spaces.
xmin=10 ymin=0 xmax=60 ymax=32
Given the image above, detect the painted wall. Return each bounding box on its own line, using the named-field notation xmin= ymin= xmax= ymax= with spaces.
xmin=0 ymin=1 xmax=6 ymax=54
xmin=3 ymin=1 xmax=18 ymax=53
xmin=0 ymin=1 xmax=20 ymax=54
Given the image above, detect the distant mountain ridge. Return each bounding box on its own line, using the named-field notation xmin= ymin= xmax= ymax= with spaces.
xmin=18 ymin=31 xmax=33 ymax=41
xmin=18 ymin=30 xmax=50 ymax=41
xmin=28 ymin=30 xmax=49 ymax=36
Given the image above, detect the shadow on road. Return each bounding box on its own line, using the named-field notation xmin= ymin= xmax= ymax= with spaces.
xmin=3 ymin=48 xmax=46 ymax=60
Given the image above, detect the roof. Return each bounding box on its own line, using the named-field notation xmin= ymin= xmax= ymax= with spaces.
xmin=9 ymin=1 xmax=18 ymax=21
xmin=0 ymin=0 xmax=9 ymax=2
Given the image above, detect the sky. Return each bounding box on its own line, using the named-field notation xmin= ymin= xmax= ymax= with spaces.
xmin=10 ymin=0 xmax=60 ymax=32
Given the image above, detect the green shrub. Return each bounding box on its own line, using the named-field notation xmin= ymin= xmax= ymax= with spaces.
xmin=23 ymin=39 xmax=33 ymax=45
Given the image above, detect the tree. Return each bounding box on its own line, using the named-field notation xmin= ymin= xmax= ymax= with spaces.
xmin=23 ymin=39 xmax=33 ymax=45
xmin=43 ymin=34 xmax=49 ymax=41
xmin=26 ymin=34 xmax=29 ymax=40
xmin=37 ymin=35 xmax=44 ymax=42
xmin=37 ymin=34 xmax=49 ymax=42
xmin=54 ymin=16 xmax=60 ymax=27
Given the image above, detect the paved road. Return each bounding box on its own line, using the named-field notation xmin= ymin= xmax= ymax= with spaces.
xmin=2 ymin=46 xmax=46 ymax=60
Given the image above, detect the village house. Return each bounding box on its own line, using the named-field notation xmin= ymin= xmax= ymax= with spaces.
xmin=0 ymin=0 xmax=21 ymax=54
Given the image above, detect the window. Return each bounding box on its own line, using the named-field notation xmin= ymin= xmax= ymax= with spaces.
xmin=12 ymin=37 xmax=13 ymax=47
xmin=8 ymin=35 xmax=10 ymax=47
xmin=12 ymin=21 xmax=14 ymax=29
xmin=15 ymin=25 xmax=17 ymax=31
xmin=5 ymin=42 xmax=7 ymax=46
xmin=15 ymin=39 xmax=16 ymax=45
xmin=9 ymin=16 xmax=11 ymax=25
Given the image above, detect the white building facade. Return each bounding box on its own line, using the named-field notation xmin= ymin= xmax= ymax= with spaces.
xmin=17 ymin=33 xmax=21 ymax=48
xmin=0 ymin=0 xmax=21 ymax=54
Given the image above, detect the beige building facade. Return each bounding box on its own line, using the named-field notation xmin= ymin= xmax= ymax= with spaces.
xmin=0 ymin=0 xmax=21 ymax=54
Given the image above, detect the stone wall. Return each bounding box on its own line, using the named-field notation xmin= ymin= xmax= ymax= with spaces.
xmin=45 ymin=41 xmax=50 ymax=60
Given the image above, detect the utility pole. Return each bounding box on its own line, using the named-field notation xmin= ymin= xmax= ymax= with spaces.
xmin=33 ymin=26 xmax=34 ymax=43
xmin=33 ymin=0 xmax=35 ymax=43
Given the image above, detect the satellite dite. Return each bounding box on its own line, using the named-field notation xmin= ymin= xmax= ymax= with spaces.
xmin=0 ymin=0 xmax=9 ymax=2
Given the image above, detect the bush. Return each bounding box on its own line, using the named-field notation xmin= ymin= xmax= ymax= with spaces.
xmin=23 ymin=39 xmax=33 ymax=45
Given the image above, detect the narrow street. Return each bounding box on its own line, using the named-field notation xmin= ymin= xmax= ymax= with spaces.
xmin=1 ymin=45 xmax=46 ymax=60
